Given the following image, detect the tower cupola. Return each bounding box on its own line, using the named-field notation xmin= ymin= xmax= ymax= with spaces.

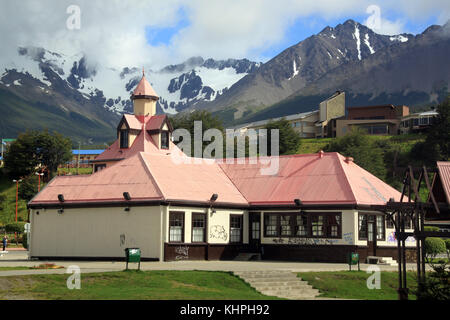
xmin=131 ymin=69 xmax=159 ymax=117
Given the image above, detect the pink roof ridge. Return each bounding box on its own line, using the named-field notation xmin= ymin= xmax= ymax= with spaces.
xmin=132 ymin=74 xmax=159 ymax=99
xmin=30 ymin=151 xmax=402 ymax=207
xmin=436 ymin=161 xmax=450 ymax=203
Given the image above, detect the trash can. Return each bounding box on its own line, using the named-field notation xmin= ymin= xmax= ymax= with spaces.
xmin=348 ymin=252 xmax=360 ymax=271
xmin=125 ymin=248 xmax=141 ymax=270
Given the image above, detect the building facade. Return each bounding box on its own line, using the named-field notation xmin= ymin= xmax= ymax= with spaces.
xmin=28 ymin=77 xmax=416 ymax=263
xmin=336 ymin=104 xmax=409 ymax=137
xmin=234 ymin=91 xmax=345 ymax=139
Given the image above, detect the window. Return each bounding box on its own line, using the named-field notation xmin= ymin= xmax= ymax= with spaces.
xmin=358 ymin=214 xmax=368 ymax=240
xmin=359 ymin=214 xmax=386 ymax=241
xmin=404 ymin=215 xmax=413 ymax=229
xmin=327 ymin=215 xmax=341 ymax=238
xmin=169 ymin=211 xmax=184 ymax=243
xmin=311 ymin=215 xmax=324 ymax=237
xmin=376 ymin=216 xmax=385 ymax=240
xmin=386 ymin=217 xmax=395 ymax=229
xmin=296 ymin=215 xmax=308 ymax=236
xmin=161 ymin=131 xmax=169 ymax=149
xmin=264 ymin=214 xmax=278 ymax=237
xmin=230 ymin=215 xmax=243 ymax=243
xmin=94 ymin=164 xmax=106 ymax=172
xmin=280 ymin=215 xmax=293 ymax=236
xmin=120 ymin=129 xmax=129 ymax=148
xmin=264 ymin=212 xmax=341 ymax=238
xmin=192 ymin=213 xmax=206 ymax=242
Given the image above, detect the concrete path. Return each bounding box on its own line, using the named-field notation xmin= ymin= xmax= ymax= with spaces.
xmin=0 ymin=251 xmax=429 ymax=277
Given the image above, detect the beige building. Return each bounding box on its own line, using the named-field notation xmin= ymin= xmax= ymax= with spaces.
xmin=28 ymin=77 xmax=416 ymax=263
xmin=234 ymin=91 xmax=345 ymax=138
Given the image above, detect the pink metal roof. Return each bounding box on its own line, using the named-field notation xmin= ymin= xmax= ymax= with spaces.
xmin=436 ymin=161 xmax=450 ymax=203
xmin=32 ymin=154 xmax=163 ymax=205
xmin=94 ymin=116 xmax=176 ymax=162
xmin=218 ymin=152 xmax=402 ymax=206
xmin=123 ymin=114 xmax=143 ymax=130
xmin=132 ymin=75 xmax=159 ymax=99
xmin=141 ymin=153 xmax=248 ymax=205
xmin=30 ymin=151 xmax=402 ymax=207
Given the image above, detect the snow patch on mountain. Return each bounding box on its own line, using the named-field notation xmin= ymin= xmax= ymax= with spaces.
xmin=353 ymin=25 xmax=362 ymax=60
xmin=288 ymin=59 xmax=300 ymax=80
xmin=390 ymin=35 xmax=408 ymax=42
xmin=364 ymin=33 xmax=375 ymax=54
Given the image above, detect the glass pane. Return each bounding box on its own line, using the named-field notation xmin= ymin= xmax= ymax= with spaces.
xmin=192 ymin=228 xmax=204 ymax=242
xmin=170 ymin=226 xmax=182 ymax=242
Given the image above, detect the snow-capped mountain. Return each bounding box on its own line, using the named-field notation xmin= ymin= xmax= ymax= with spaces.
xmin=196 ymin=19 xmax=417 ymax=122
xmin=0 ymin=48 xmax=260 ymax=142
xmin=228 ymin=20 xmax=450 ymax=126
xmin=0 ymin=48 xmax=260 ymax=115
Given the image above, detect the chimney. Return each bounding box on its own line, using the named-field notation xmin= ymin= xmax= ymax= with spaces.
xmin=344 ymin=156 xmax=354 ymax=164
xmin=318 ymin=150 xmax=324 ymax=158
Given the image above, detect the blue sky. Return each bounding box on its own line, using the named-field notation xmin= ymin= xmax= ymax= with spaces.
xmin=143 ymin=2 xmax=448 ymax=64
xmin=1 ymin=1 xmax=448 ymax=68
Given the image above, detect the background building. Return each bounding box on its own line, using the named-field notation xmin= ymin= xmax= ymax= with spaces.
xmin=336 ymin=104 xmax=409 ymax=137
xmin=234 ymin=91 xmax=345 ymax=138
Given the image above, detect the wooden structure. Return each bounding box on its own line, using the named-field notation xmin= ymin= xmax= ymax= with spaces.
xmin=372 ymin=165 xmax=450 ymax=300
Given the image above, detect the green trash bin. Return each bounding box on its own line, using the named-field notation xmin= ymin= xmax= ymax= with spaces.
xmin=125 ymin=248 xmax=141 ymax=270
xmin=348 ymin=252 xmax=360 ymax=271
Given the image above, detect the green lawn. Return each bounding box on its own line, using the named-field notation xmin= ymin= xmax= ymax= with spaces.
xmin=0 ymin=270 xmax=282 ymax=300
xmin=298 ymin=271 xmax=418 ymax=300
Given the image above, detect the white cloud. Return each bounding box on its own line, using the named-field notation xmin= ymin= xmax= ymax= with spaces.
xmin=0 ymin=0 xmax=448 ymax=70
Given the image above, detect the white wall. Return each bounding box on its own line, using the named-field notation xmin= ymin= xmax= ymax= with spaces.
xmin=30 ymin=206 xmax=162 ymax=259
xmin=164 ymin=206 xmax=246 ymax=244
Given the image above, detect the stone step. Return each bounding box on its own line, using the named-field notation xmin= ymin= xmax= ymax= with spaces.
xmin=248 ymin=280 xmax=311 ymax=287
xmin=244 ymin=276 xmax=301 ymax=283
xmin=262 ymin=289 xmax=320 ymax=298
xmin=253 ymin=284 xmax=314 ymax=291
xmin=234 ymin=271 xmax=297 ymax=278
xmin=234 ymin=270 xmax=320 ymax=300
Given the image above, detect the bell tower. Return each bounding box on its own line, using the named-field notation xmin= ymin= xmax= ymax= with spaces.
xmin=131 ymin=69 xmax=159 ymax=117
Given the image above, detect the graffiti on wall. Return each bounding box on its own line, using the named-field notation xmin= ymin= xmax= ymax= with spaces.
xmin=175 ymin=246 xmax=189 ymax=260
xmin=343 ymin=232 xmax=354 ymax=245
xmin=272 ymin=237 xmax=339 ymax=245
xmin=387 ymin=231 xmax=416 ymax=244
xmin=209 ymin=225 xmax=228 ymax=242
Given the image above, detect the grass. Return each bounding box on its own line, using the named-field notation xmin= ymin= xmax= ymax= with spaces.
xmin=0 ymin=267 xmax=33 ymax=271
xmin=57 ymin=167 xmax=93 ymax=175
xmin=298 ymin=271 xmax=418 ymax=300
xmin=0 ymin=173 xmax=28 ymax=224
xmin=0 ymin=270 xmax=282 ymax=300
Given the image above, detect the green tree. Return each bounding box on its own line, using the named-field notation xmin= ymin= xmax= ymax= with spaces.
xmin=424 ymin=95 xmax=450 ymax=160
xmin=411 ymin=96 xmax=450 ymax=166
xmin=4 ymin=130 xmax=72 ymax=179
xmin=18 ymin=174 xmax=40 ymax=202
xmin=169 ymin=110 xmax=225 ymax=158
xmin=263 ymin=118 xmax=302 ymax=155
xmin=325 ymin=127 xmax=386 ymax=180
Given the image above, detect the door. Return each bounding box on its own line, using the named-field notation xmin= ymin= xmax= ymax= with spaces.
xmin=248 ymin=213 xmax=261 ymax=252
xmin=367 ymin=215 xmax=377 ymax=256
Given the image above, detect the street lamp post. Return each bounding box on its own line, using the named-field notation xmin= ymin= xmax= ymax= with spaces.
xmin=12 ymin=179 xmax=22 ymax=244
xmin=35 ymin=172 xmax=44 ymax=192
xmin=12 ymin=179 xmax=22 ymax=222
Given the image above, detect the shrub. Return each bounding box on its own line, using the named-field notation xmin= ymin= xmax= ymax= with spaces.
xmin=22 ymin=232 xmax=28 ymax=249
xmin=5 ymin=222 xmax=25 ymax=234
xmin=445 ymin=239 xmax=450 ymax=255
xmin=424 ymin=237 xmax=446 ymax=260
xmin=424 ymin=226 xmax=440 ymax=232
